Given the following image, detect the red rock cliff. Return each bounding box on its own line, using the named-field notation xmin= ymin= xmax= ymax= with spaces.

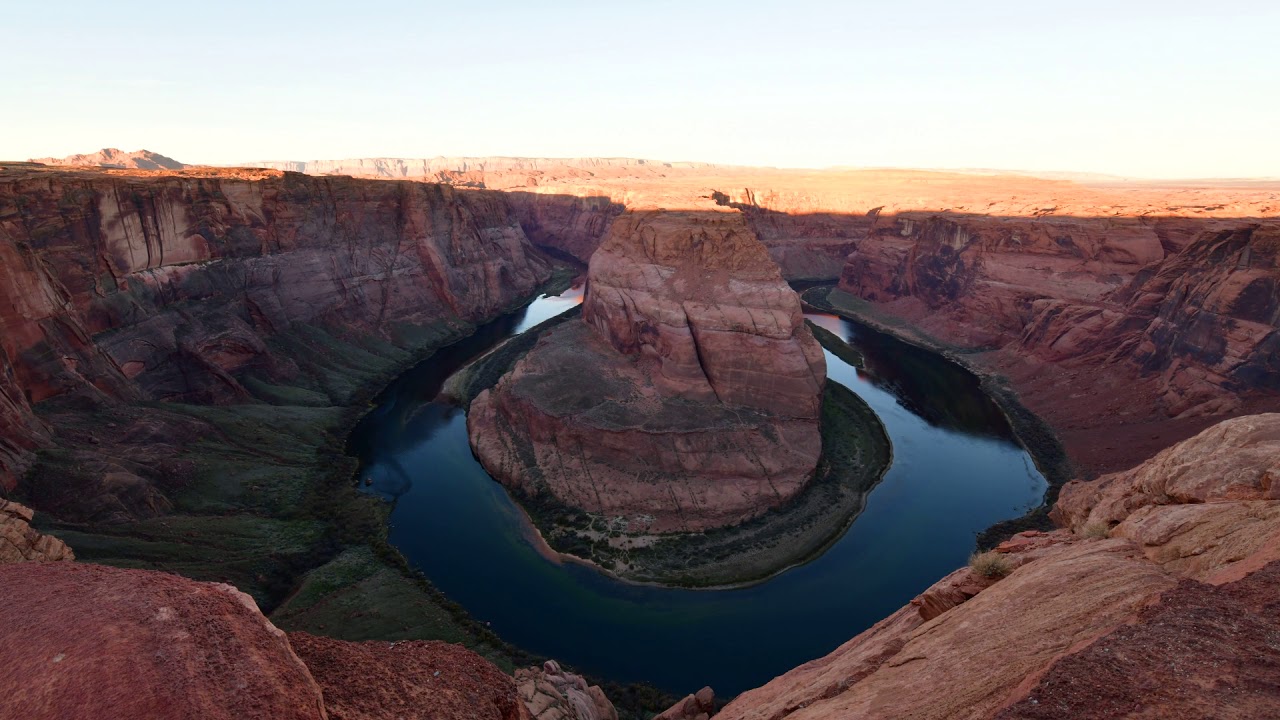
xmin=0 ymin=164 xmax=552 ymax=490
xmin=835 ymin=210 xmax=1280 ymax=474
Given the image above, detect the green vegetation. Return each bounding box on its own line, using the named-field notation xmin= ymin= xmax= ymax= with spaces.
xmin=806 ymin=319 xmax=865 ymax=368
xmin=969 ymin=550 xmax=1013 ymax=579
xmin=445 ymin=306 xmax=583 ymax=408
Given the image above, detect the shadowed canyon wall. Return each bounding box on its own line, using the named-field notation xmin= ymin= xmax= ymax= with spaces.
xmin=835 ymin=211 xmax=1280 ymax=474
xmin=0 ymin=163 xmax=551 ymax=493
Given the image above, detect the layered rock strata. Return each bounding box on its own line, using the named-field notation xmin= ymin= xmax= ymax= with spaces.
xmin=836 ymin=214 xmax=1280 ymax=474
xmin=470 ymin=208 xmax=825 ymax=532
xmin=716 ymin=414 xmax=1280 ymax=720
xmin=252 ymin=154 xmax=1280 ymax=475
xmin=0 ymin=163 xmax=551 ymax=492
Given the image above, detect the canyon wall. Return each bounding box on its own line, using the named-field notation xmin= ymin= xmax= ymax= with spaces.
xmin=0 ymin=163 xmax=552 ymax=493
xmin=469 ymin=208 xmax=826 ymax=533
xmin=835 ymin=211 xmax=1280 ymax=474
xmin=717 ymin=413 xmax=1280 ymax=720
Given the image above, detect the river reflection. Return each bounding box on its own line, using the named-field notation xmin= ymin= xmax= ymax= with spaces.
xmin=348 ymin=288 xmax=1045 ymax=696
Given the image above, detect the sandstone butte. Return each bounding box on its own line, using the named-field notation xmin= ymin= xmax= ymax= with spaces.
xmin=469 ymin=207 xmax=826 ymax=533
xmin=1 ymin=155 xmax=1279 ymax=718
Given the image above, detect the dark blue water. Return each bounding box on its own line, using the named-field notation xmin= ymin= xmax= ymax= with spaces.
xmin=350 ymin=289 xmax=1046 ymax=696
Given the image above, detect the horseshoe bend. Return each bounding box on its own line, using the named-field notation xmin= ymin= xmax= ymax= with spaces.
xmin=4 ymin=7 xmax=1280 ymax=717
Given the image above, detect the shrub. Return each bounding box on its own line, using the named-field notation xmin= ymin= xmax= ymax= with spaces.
xmin=969 ymin=550 xmax=1013 ymax=579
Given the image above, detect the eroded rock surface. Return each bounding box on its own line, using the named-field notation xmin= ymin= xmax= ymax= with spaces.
xmin=470 ymin=208 xmax=825 ymax=532
xmin=0 ymin=163 xmax=551 ymax=495
xmin=716 ymin=414 xmax=1280 ymax=720
xmin=836 ymin=214 xmax=1280 ymax=475
xmin=517 ymin=660 xmax=618 ymax=720
xmin=0 ymin=562 xmax=327 ymax=719
xmin=655 ymin=686 xmax=716 ymax=720
xmin=0 ymin=499 xmax=73 ymax=563
xmin=290 ymin=632 xmax=529 ymax=720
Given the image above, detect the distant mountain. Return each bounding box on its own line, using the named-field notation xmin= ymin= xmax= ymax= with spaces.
xmin=242 ymin=156 xmax=726 ymax=179
xmin=30 ymin=148 xmax=185 ymax=170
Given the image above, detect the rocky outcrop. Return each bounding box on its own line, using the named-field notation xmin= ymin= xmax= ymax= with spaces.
xmin=469 ymin=208 xmax=826 ymax=532
xmin=31 ymin=148 xmax=186 ymax=170
xmin=516 ymin=660 xmax=618 ymax=720
xmin=290 ymin=633 xmax=529 ymax=720
xmin=0 ymin=163 xmax=552 ymax=492
xmin=0 ymin=499 xmax=73 ymax=563
xmin=654 ymin=687 xmax=716 ymax=720
xmin=0 ymin=560 xmax=547 ymax=720
xmin=716 ymin=414 xmax=1280 ymax=720
xmin=0 ymin=562 xmax=328 ymax=719
xmin=1052 ymin=413 xmax=1280 ymax=530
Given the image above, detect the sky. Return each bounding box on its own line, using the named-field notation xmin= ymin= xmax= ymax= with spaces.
xmin=3 ymin=1 xmax=1278 ymax=178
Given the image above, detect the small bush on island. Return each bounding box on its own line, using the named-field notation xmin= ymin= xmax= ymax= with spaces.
xmin=969 ymin=550 xmax=1013 ymax=579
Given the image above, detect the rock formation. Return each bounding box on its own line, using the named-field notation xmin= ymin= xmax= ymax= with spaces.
xmin=0 ymin=163 xmax=551 ymax=495
xmin=0 ymin=559 xmax=575 ymax=720
xmin=715 ymin=414 xmax=1280 ymax=719
xmin=290 ymin=633 xmax=529 ymax=720
xmin=30 ymin=148 xmax=186 ymax=170
xmin=0 ymin=562 xmax=329 ymax=719
xmin=835 ymin=213 xmax=1280 ymax=475
xmin=469 ymin=208 xmax=826 ymax=532
xmin=517 ymin=660 xmax=618 ymax=720
xmin=0 ymin=499 xmax=73 ymax=563
xmin=654 ymin=686 xmax=716 ymax=720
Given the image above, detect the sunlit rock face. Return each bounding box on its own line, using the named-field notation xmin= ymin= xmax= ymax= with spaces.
xmin=717 ymin=413 xmax=1280 ymax=720
xmin=470 ymin=208 xmax=826 ymax=533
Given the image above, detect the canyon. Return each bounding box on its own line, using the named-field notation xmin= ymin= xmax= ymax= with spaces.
xmin=0 ymin=162 xmax=550 ymax=500
xmin=241 ymin=153 xmax=1280 ymax=479
xmin=2 ymin=152 xmax=1279 ymax=718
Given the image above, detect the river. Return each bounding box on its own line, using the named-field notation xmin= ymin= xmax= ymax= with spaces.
xmin=349 ymin=284 xmax=1046 ymax=695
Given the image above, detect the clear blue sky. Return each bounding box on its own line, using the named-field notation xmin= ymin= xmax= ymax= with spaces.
xmin=4 ymin=1 xmax=1277 ymax=177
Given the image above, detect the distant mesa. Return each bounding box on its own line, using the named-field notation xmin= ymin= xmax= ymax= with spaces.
xmin=30 ymin=148 xmax=186 ymax=170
